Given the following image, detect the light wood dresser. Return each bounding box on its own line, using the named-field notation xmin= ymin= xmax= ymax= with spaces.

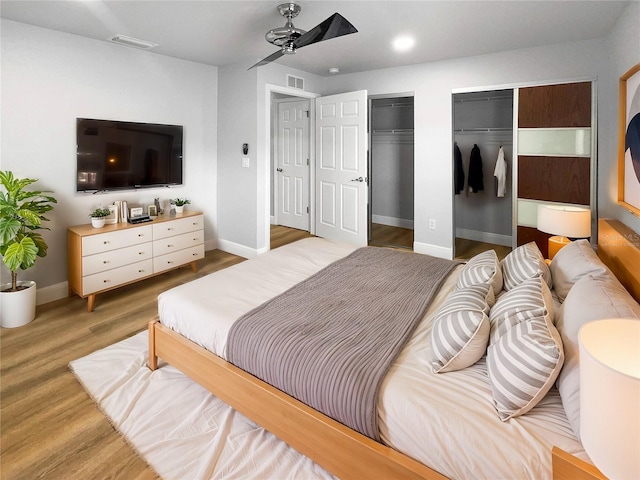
xmin=68 ymin=211 xmax=204 ymax=311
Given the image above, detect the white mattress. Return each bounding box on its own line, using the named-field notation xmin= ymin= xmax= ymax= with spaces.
xmin=158 ymin=237 xmax=587 ymax=480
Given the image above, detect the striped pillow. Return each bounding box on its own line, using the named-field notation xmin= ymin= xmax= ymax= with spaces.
xmin=487 ymin=313 xmax=564 ymax=421
xmin=489 ymin=276 xmax=555 ymax=344
xmin=500 ymin=242 xmax=552 ymax=291
xmin=456 ymin=249 xmax=503 ymax=294
xmin=431 ymin=283 xmax=494 ymax=373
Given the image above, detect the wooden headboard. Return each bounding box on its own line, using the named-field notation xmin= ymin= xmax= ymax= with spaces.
xmin=597 ymin=218 xmax=640 ymax=303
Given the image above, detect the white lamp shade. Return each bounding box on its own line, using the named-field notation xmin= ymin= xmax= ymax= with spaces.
xmin=537 ymin=205 xmax=591 ymax=238
xmin=579 ymin=319 xmax=640 ymax=479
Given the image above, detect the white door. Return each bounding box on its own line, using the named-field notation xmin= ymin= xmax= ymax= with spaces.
xmin=315 ymin=90 xmax=368 ymax=245
xmin=276 ymin=99 xmax=310 ymax=231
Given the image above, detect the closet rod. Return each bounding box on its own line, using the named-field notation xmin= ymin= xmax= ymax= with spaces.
xmin=453 ymin=95 xmax=512 ymax=104
xmin=372 ymin=103 xmax=413 ymax=108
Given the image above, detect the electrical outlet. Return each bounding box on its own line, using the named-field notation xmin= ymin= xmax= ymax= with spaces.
xmin=241 ymin=157 xmax=250 ymax=168
xmin=428 ymin=219 xmax=436 ymax=230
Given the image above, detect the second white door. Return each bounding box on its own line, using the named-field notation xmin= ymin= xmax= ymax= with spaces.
xmin=276 ymin=99 xmax=310 ymax=231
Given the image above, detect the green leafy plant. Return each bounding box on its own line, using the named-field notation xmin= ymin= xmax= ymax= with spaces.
xmin=89 ymin=207 xmax=111 ymax=218
xmin=170 ymin=198 xmax=190 ymax=207
xmin=0 ymin=171 xmax=57 ymax=292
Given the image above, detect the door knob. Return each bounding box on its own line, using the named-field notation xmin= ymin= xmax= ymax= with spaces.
xmin=351 ymin=177 xmax=364 ymax=182
xmin=276 ymin=168 xmax=283 ymax=172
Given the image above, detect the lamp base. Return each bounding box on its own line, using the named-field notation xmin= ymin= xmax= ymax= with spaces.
xmin=548 ymin=236 xmax=571 ymax=260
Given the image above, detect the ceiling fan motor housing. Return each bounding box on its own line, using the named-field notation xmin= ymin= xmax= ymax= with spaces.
xmin=265 ymin=2 xmax=306 ymax=47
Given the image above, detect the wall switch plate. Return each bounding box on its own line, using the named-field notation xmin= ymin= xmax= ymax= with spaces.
xmin=242 ymin=157 xmax=250 ymax=168
xmin=428 ymin=219 xmax=436 ymax=230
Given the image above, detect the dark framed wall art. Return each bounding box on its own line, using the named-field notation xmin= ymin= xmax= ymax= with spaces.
xmin=619 ymin=63 xmax=640 ymax=217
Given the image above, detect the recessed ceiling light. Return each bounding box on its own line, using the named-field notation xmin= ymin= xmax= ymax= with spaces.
xmin=328 ymin=67 xmax=340 ymax=74
xmin=392 ymin=35 xmax=415 ymax=53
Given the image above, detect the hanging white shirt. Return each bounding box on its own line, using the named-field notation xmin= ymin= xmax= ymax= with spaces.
xmin=493 ymin=146 xmax=507 ymax=198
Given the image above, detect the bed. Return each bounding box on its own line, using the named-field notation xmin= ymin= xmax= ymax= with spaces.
xmin=148 ymin=218 xmax=640 ymax=480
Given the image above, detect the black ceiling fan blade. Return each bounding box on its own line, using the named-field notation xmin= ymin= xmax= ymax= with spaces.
xmin=293 ymin=12 xmax=357 ymax=50
xmin=249 ymin=49 xmax=285 ymax=70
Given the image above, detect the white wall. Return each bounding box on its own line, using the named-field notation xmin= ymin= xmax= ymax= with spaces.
xmin=323 ymin=37 xmax=611 ymax=257
xmin=0 ymin=20 xmax=218 ymax=303
xmin=601 ymin=1 xmax=640 ymax=233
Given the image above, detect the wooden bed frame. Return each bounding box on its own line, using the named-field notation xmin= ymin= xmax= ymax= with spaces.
xmin=147 ymin=218 xmax=639 ymax=480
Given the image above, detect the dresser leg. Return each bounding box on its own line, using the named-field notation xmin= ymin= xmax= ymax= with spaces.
xmin=87 ymin=294 xmax=95 ymax=312
xmin=190 ymin=261 xmax=198 ymax=273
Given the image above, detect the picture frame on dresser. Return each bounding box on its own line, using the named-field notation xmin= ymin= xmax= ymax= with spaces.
xmin=618 ymin=62 xmax=640 ymax=217
xmin=105 ymin=205 xmax=118 ymax=224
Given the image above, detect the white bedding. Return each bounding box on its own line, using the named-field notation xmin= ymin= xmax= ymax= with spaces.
xmin=158 ymin=237 xmax=588 ymax=479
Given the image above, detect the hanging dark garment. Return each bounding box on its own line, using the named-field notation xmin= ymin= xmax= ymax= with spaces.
xmin=468 ymin=143 xmax=484 ymax=193
xmin=454 ymin=142 xmax=465 ymax=194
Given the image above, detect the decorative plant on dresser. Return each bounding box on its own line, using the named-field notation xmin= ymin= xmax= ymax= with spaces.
xmin=0 ymin=170 xmax=57 ymax=328
xmin=170 ymin=198 xmax=190 ymax=214
xmin=88 ymin=207 xmax=111 ymax=228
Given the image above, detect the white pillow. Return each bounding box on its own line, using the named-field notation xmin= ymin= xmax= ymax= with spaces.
xmin=456 ymin=249 xmax=503 ymax=294
xmin=501 ymin=242 xmax=552 ymax=291
xmin=556 ymin=273 xmax=640 ymax=439
xmin=430 ymin=283 xmax=494 ymax=373
xmin=550 ymin=239 xmax=608 ymax=302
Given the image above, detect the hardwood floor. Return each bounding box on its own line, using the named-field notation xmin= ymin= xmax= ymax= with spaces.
xmin=369 ymin=223 xmax=413 ymax=250
xmin=455 ymin=237 xmax=512 ymax=261
xmin=0 ymin=227 xmax=509 ymax=479
xmin=1 ymin=249 xmax=247 ymax=480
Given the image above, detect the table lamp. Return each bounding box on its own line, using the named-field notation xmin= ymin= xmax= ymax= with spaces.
xmin=579 ymin=318 xmax=640 ymax=479
xmin=537 ymin=205 xmax=591 ymax=259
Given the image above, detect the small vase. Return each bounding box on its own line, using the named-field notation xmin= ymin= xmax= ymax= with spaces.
xmin=175 ymin=205 xmax=184 ymax=214
xmin=91 ymin=217 xmax=106 ymax=228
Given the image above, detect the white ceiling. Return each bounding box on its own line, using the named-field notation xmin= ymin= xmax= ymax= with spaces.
xmin=0 ymin=0 xmax=629 ymax=76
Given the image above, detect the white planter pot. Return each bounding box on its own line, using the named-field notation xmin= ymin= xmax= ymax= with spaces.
xmin=91 ymin=217 xmax=106 ymax=228
xmin=1 ymin=281 xmax=37 ymax=328
xmin=175 ymin=205 xmax=184 ymax=214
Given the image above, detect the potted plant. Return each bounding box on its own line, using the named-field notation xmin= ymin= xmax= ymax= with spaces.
xmin=89 ymin=207 xmax=111 ymax=228
xmin=0 ymin=171 xmax=57 ymax=328
xmin=170 ymin=198 xmax=190 ymax=214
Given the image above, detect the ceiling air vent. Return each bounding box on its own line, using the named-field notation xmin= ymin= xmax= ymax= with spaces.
xmin=286 ymin=74 xmax=305 ymax=90
xmin=109 ymin=34 xmax=158 ymax=50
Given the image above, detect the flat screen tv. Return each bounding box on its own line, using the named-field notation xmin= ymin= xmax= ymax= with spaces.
xmin=76 ymin=118 xmax=183 ymax=192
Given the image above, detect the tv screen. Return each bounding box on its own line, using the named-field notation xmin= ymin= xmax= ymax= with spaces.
xmin=76 ymin=118 xmax=183 ymax=192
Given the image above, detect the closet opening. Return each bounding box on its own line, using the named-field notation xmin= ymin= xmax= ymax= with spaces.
xmin=453 ymin=89 xmax=513 ymax=261
xmin=369 ymin=95 xmax=414 ymax=250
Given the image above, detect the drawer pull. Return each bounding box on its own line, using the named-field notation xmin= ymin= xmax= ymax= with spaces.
xmin=192 ymin=253 xmax=198 ymax=256
xmin=103 ymin=260 xmax=109 ymax=264
xmin=167 ymin=244 xmax=173 ymax=248
xmin=167 ymin=227 xmax=173 ymax=231
xmin=139 ymin=252 xmax=144 ymax=255
xmin=193 ymin=222 xmax=198 ymax=225
xmin=167 ymin=261 xmax=174 ymax=264
xmin=103 ymin=279 xmax=110 ymax=283
xmin=193 ymin=238 xmax=198 ymax=241
xmin=103 ymin=241 xmax=110 ymax=245
xmin=138 ymin=269 xmax=145 ymax=273
xmin=138 ymin=234 xmax=144 ymax=237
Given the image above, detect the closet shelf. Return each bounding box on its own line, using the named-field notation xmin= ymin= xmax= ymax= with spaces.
xmin=372 ymin=103 xmax=413 ymax=109
xmin=372 ymin=129 xmax=414 ymax=134
xmin=454 ymin=127 xmax=512 ymax=133
xmin=454 ymin=95 xmax=512 ymax=104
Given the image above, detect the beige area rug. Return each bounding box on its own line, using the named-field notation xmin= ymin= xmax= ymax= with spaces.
xmin=69 ymin=331 xmax=333 ymax=480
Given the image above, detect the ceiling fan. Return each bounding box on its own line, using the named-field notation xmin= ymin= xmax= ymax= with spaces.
xmin=249 ymin=2 xmax=358 ymax=69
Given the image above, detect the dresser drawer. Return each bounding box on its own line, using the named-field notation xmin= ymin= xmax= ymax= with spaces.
xmin=152 ymin=230 xmax=204 ymax=257
xmin=153 ymin=215 xmax=204 ymax=240
xmin=82 ymin=225 xmax=153 ymax=256
xmin=153 ymin=245 xmax=204 ymax=274
xmin=82 ymin=242 xmax=153 ymax=276
xmin=82 ymin=259 xmax=153 ymax=295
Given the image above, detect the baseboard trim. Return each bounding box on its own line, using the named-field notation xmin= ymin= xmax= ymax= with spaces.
xmin=36 ymin=281 xmax=68 ymax=306
xmin=413 ymin=242 xmax=453 ymax=260
xmin=371 ymin=215 xmax=414 ymax=230
xmin=216 ymin=239 xmax=259 ymax=259
xmin=455 ymin=228 xmax=512 ymax=247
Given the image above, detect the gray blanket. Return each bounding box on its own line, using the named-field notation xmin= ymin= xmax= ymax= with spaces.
xmin=226 ymin=246 xmax=457 ymax=441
